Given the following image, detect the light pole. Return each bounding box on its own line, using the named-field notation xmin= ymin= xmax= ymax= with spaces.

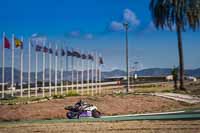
xmin=123 ymin=22 xmax=129 ymax=93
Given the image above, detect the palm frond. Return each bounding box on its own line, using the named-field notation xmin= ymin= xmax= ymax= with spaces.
xmin=150 ymin=0 xmax=200 ymax=31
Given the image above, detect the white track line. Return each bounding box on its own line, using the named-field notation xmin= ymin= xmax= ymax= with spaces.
xmin=102 ymin=111 xmax=186 ymax=118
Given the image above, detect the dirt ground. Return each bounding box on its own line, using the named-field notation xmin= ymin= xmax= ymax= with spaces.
xmin=0 ymin=120 xmax=200 ymax=133
xmin=185 ymin=80 xmax=200 ymax=95
xmin=0 ymin=94 xmax=200 ymax=121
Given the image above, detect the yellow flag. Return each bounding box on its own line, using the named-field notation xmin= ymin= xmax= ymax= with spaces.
xmin=14 ymin=38 xmax=23 ymax=48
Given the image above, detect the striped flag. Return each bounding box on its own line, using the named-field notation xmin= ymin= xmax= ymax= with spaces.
xmin=35 ymin=45 xmax=42 ymax=52
xmin=88 ymin=54 xmax=94 ymax=61
xmin=43 ymin=46 xmax=48 ymax=53
xmin=99 ymin=57 xmax=104 ymax=64
xmin=72 ymin=50 xmax=81 ymax=58
xmin=67 ymin=50 xmax=73 ymax=56
xmin=55 ymin=50 xmax=58 ymax=56
xmin=61 ymin=49 xmax=65 ymax=56
xmin=49 ymin=48 xmax=53 ymax=54
xmin=81 ymin=53 xmax=87 ymax=59
xmin=4 ymin=37 xmax=11 ymax=49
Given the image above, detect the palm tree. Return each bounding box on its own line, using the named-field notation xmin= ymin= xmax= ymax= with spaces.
xmin=150 ymin=0 xmax=200 ymax=90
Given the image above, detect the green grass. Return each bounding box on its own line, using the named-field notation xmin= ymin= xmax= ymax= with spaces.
xmin=65 ymin=90 xmax=80 ymax=97
xmin=134 ymin=87 xmax=174 ymax=93
xmin=0 ymin=96 xmax=46 ymax=105
xmin=0 ymin=90 xmax=81 ymax=105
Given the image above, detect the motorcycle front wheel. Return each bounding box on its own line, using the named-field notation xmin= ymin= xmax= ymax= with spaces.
xmin=92 ymin=110 xmax=101 ymax=118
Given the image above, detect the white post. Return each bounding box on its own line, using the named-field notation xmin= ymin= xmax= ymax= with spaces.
xmin=2 ymin=32 xmax=5 ymax=98
xmin=42 ymin=40 xmax=45 ymax=97
xmin=61 ymin=47 xmax=64 ymax=95
xmin=35 ymin=46 xmax=38 ymax=97
xmin=49 ymin=43 xmax=52 ymax=96
xmin=95 ymin=52 xmax=98 ymax=94
xmin=20 ymin=37 xmax=23 ymax=97
xmin=28 ymin=40 xmax=31 ymax=97
xmin=76 ymin=56 xmax=79 ymax=93
xmin=91 ymin=53 xmax=94 ymax=96
xmin=11 ymin=34 xmax=15 ymax=97
xmin=71 ymin=52 xmax=74 ymax=91
xmin=99 ymin=62 xmax=102 ymax=94
xmin=55 ymin=45 xmax=58 ymax=94
xmin=87 ymin=52 xmax=90 ymax=95
xmin=99 ymin=54 xmax=102 ymax=94
xmin=66 ymin=47 xmax=68 ymax=94
xmin=81 ymin=51 xmax=84 ymax=96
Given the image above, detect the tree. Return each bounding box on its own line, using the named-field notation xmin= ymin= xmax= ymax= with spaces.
xmin=150 ymin=0 xmax=200 ymax=90
xmin=171 ymin=67 xmax=178 ymax=89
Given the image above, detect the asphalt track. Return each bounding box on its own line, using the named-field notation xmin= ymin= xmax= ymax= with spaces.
xmin=0 ymin=109 xmax=200 ymax=125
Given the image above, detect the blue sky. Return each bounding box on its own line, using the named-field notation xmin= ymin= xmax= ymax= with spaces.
xmin=0 ymin=0 xmax=200 ymax=71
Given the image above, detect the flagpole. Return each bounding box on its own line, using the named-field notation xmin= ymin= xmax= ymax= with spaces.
xmin=87 ymin=52 xmax=90 ymax=95
xmin=35 ymin=43 xmax=38 ymax=97
xmin=2 ymin=32 xmax=5 ymax=98
xmin=66 ymin=47 xmax=68 ymax=94
xmin=71 ymin=49 xmax=74 ymax=91
xmin=81 ymin=51 xmax=84 ymax=96
xmin=49 ymin=43 xmax=52 ymax=96
xmin=99 ymin=56 xmax=102 ymax=94
xmin=76 ymin=53 xmax=79 ymax=93
xmin=11 ymin=34 xmax=14 ymax=97
xmin=95 ymin=52 xmax=98 ymax=94
xmin=42 ymin=40 xmax=45 ymax=97
xmin=91 ymin=52 xmax=94 ymax=96
xmin=61 ymin=47 xmax=64 ymax=95
xmin=55 ymin=44 xmax=58 ymax=94
xmin=20 ymin=36 xmax=23 ymax=97
xmin=28 ymin=40 xmax=31 ymax=97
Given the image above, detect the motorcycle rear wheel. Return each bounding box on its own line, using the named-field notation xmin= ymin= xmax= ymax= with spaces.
xmin=67 ymin=112 xmax=78 ymax=119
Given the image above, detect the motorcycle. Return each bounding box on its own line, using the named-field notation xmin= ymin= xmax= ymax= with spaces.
xmin=64 ymin=100 xmax=101 ymax=119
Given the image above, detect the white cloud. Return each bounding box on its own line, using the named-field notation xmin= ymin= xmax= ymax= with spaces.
xmin=31 ymin=33 xmax=38 ymax=37
xmin=108 ymin=9 xmax=140 ymax=32
xmin=123 ymin=9 xmax=140 ymax=26
xmin=31 ymin=33 xmax=46 ymax=41
xmin=165 ymin=25 xmax=176 ymax=31
xmin=148 ymin=21 xmax=176 ymax=32
xmin=84 ymin=33 xmax=93 ymax=40
xmin=109 ymin=21 xmax=124 ymax=31
xmin=69 ymin=31 xmax=80 ymax=37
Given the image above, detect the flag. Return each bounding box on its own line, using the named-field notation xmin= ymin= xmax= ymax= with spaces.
xmin=55 ymin=50 xmax=58 ymax=56
xmin=81 ymin=54 xmax=87 ymax=59
xmin=43 ymin=46 xmax=48 ymax=53
xmin=49 ymin=48 xmax=53 ymax=54
xmin=30 ymin=39 xmax=42 ymax=47
xmin=14 ymin=38 xmax=23 ymax=48
xmin=61 ymin=49 xmax=65 ymax=56
xmin=88 ymin=54 xmax=94 ymax=60
xmin=67 ymin=50 xmax=73 ymax=56
xmin=72 ymin=51 xmax=81 ymax=58
xmin=35 ymin=45 xmax=42 ymax=52
xmin=99 ymin=57 xmax=104 ymax=64
xmin=4 ymin=37 xmax=11 ymax=49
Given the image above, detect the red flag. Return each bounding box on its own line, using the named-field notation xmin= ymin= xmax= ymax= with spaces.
xmin=4 ymin=37 xmax=11 ymax=49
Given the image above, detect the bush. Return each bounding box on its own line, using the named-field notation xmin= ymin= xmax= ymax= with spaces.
xmin=52 ymin=94 xmax=65 ymax=99
xmin=65 ymin=90 xmax=80 ymax=97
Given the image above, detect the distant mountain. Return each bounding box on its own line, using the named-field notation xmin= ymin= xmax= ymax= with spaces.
xmin=102 ymin=69 xmax=126 ymax=78
xmin=185 ymin=68 xmax=200 ymax=77
xmin=136 ymin=68 xmax=172 ymax=76
xmin=101 ymin=68 xmax=200 ymax=78
xmin=0 ymin=67 xmax=199 ymax=83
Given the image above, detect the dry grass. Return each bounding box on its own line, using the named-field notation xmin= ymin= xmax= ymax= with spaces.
xmin=0 ymin=120 xmax=200 ymax=133
xmin=0 ymin=94 xmax=200 ymax=121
